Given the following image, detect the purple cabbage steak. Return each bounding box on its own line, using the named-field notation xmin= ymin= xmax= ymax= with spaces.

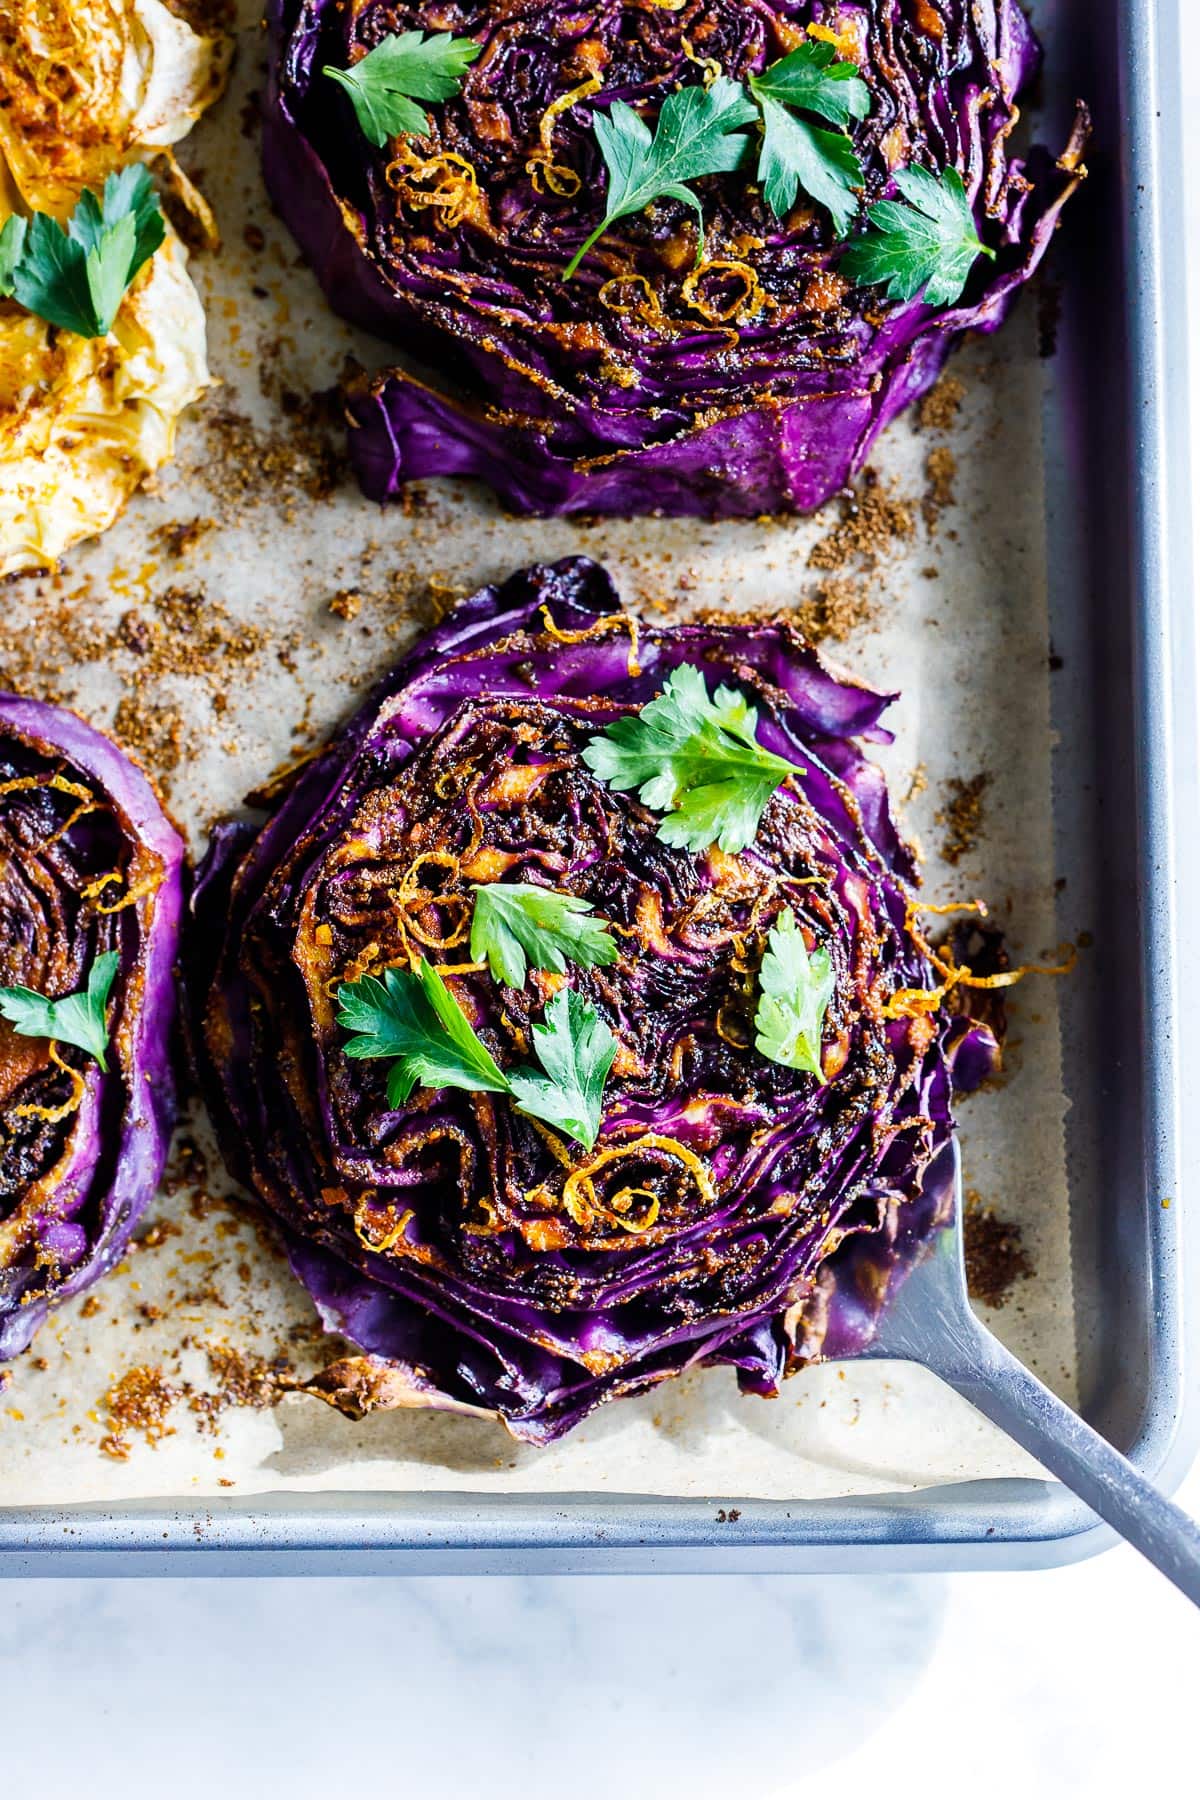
xmin=188 ymin=557 xmax=998 ymax=1442
xmin=0 ymin=697 xmax=184 ymax=1359
xmin=264 ymin=0 xmax=1087 ymax=517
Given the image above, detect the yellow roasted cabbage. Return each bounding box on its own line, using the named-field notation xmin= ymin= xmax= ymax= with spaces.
xmin=0 ymin=1 xmax=228 ymax=573
xmin=0 ymin=227 xmax=210 ymax=575
xmin=0 ymin=0 xmax=231 ymax=214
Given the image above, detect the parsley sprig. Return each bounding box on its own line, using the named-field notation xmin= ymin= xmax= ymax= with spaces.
xmin=470 ymin=882 xmax=617 ymax=989
xmin=753 ymin=909 xmax=835 ymax=1082
xmin=507 ymin=989 xmax=617 ymax=1149
xmin=0 ymin=215 xmax=26 ymax=296
xmin=324 ymin=30 xmax=481 ymax=149
xmin=749 ymin=40 xmax=869 ymax=233
xmin=582 ymin=663 xmax=796 ymax=855
xmin=0 ymin=950 xmax=120 ymax=1073
xmin=0 ymin=167 xmax=165 ymax=339
xmin=840 ymin=165 xmax=994 ymax=306
xmin=563 ymin=77 xmax=758 ymax=279
xmin=337 ymin=961 xmax=508 ymax=1109
xmin=336 ymin=962 xmax=617 ymax=1150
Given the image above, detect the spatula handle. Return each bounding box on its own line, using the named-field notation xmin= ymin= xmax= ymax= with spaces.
xmin=930 ymin=1316 xmax=1200 ymax=1608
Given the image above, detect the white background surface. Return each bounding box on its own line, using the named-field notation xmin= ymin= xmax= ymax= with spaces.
xmin=3 ymin=13 xmax=1199 ymax=1796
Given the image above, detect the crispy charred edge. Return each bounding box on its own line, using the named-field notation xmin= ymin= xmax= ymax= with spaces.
xmin=0 ymin=695 xmax=184 ymax=1357
xmin=188 ymin=560 xmax=993 ymax=1437
xmin=283 ymin=1353 xmax=499 ymax=1424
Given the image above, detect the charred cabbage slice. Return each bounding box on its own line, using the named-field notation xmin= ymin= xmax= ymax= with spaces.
xmin=189 ymin=557 xmax=998 ymax=1444
xmin=0 ymin=695 xmax=184 ymax=1359
xmin=264 ymin=0 xmax=1087 ymax=518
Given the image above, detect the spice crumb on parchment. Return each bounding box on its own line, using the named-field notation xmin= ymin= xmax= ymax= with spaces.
xmin=923 ymin=446 xmax=958 ymax=531
xmin=99 ymin=1365 xmax=181 ymax=1460
xmin=149 ymin=516 xmax=216 ymax=559
xmin=690 ymin=470 xmax=923 ymax=645
xmin=963 ymin=1191 xmax=1034 ymax=1308
xmin=936 ymin=771 xmax=992 ymax=866
xmin=917 ymin=373 xmax=967 ymax=432
xmin=807 ymin=470 xmax=916 ymax=572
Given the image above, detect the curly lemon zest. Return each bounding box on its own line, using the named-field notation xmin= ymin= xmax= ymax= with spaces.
xmin=526 ymin=75 xmax=601 ymax=197
xmin=385 ymin=144 xmax=482 ymax=230
xmin=680 ymin=258 xmax=764 ymax=325
xmin=463 ymin=1195 xmax=501 ymax=1236
xmin=681 ymin=35 xmax=722 ymax=85
xmin=391 ymin=849 xmax=472 ymax=951
xmin=14 ymin=1042 xmax=87 ymax=1123
xmin=597 ymin=272 xmax=673 ymax=332
xmin=537 ymin=603 xmax=641 ymax=678
xmin=560 ymin=1133 xmax=714 ymax=1236
xmin=353 ymin=1198 xmax=414 ymax=1256
xmin=81 ymin=869 xmax=161 ymax=913
xmin=0 ymin=773 xmax=93 ymax=805
xmin=882 ymin=899 xmax=1077 ymax=1020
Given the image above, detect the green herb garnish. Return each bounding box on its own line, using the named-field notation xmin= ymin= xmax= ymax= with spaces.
xmin=0 ymin=214 xmax=27 ymax=298
xmin=839 ymin=165 xmax=994 ymax=306
xmin=324 ymin=30 xmax=481 ymax=149
xmin=749 ymin=40 xmax=869 ymax=233
xmin=470 ymin=882 xmax=618 ymax=989
xmin=564 ymin=76 xmax=758 ymax=280
xmin=0 ymin=950 xmax=120 ymax=1073
xmin=753 ymin=908 xmax=835 ymax=1082
xmin=5 ymin=167 xmax=165 ymax=339
xmin=337 ymin=961 xmax=509 ymax=1109
xmin=507 ymin=988 xmax=617 ymax=1151
xmin=336 ymin=962 xmax=617 ymax=1147
xmin=582 ymin=663 xmax=796 ymax=855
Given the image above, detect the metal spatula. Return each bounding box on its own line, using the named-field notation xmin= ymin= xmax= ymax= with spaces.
xmin=859 ymin=1146 xmax=1200 ymax=1607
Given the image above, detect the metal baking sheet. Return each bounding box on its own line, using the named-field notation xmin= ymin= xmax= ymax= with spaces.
xmin=0 ymin=0 xmax=1195 ymax=1573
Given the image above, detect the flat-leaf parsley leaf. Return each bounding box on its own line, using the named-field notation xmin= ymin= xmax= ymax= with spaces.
xmin=324 ymin=30 xmax=481 ymax=149
xmin=839 ymin=164 xmax=994 ymax=306
xmin=753 ymin=908 xmax=835 ymax=1081
xmin=470 ymin=882 xmax=617 ymax=989
xmin=564 ymin=77 xmax=758 ymax=279
xmin=582 ymin=663 xmax=796 ymax=855
xmin=8 ymin=165 xmax=165 ymax=338
xmin=749 ymin=40 xmax=869 ymax=232
xmin=507 ymin=989 xmax=617 ymax=1151
xmin=0 ymin=950 xmax=120 ymax=1072
xmin=337 ymin=963 xmax=618 ymax=1149
xmin=337 ymin=961 xmax=509 ymax=1109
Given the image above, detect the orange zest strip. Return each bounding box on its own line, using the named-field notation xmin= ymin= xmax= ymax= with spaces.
xmin=537 ymin=603 xmax=642 ymax=677
xmin=526 ymin=76 xmax=601 ymax=196
xmin=882 ymin=899 xmax=1077 ymax=1020
xmin=82 ymin=869 xmax=161 ymax=914
xmin=14 ymin=1043 xmax=88 ymax=1124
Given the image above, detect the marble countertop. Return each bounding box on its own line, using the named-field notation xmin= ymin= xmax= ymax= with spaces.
xmin=3 ymin=11 xmax=1198 ymax=1794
